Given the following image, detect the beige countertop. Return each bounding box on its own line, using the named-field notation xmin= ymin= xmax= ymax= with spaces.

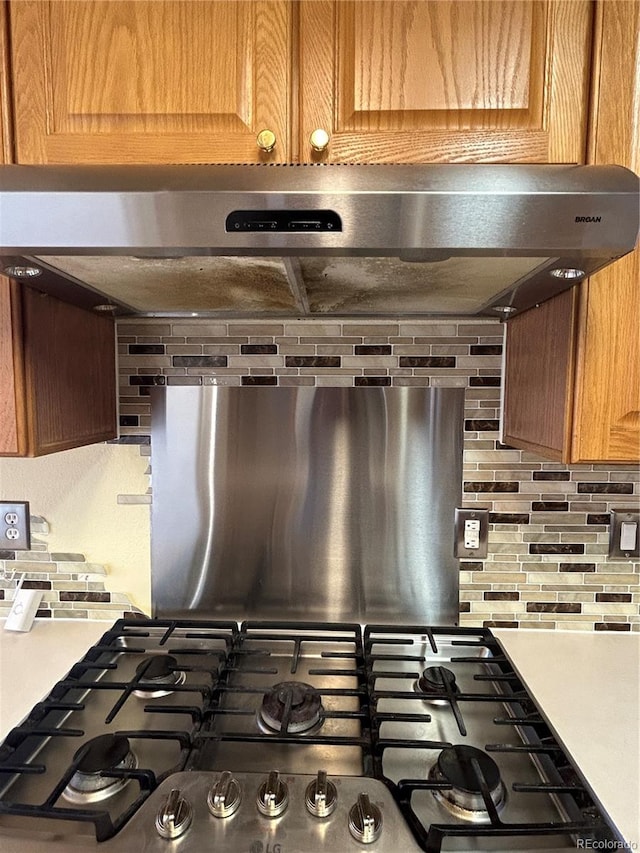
xmin=0 ymin=619 xmax=111 ymax=737
xmin=494 ymin=628 xmax=640 ymax=849
xmin=0 ymin=621 xmax=638 ymax=846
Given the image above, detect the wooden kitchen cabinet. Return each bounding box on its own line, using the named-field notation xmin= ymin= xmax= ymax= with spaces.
xmin=7 ymin=0 xmax=592 ymax=166
xmin=1 ymin=0 xmax=638 ymax=463
xmin=0 ymin=277 xmax=117 ymax=457
xmin=8 ymin=1 xmax=292 ymax=164
xmin=0 ymin=8 xmax=117 ymax=457
xmin=502 ymin=257 xmax=640 ymax=464
xmin=298 ymin=0 xmax=593 ymax=164
xmin=502 ymin=0 xmax=640 ymax=464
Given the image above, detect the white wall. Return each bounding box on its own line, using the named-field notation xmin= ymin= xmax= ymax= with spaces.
xmin=0 ymin=444 xmax=151 ymax=612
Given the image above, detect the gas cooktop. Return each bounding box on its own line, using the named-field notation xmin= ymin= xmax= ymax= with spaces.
xmin=0 ymin=619 xmax=616 ymax=852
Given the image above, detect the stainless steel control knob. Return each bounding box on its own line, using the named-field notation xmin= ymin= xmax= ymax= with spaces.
xmin=305 ymin=770 xmax=337 ymax=817
xmin=256 ymin=770 xmax=289 ymax=817
xmin=207 ymin=770 xmax=242 ymax=818
xmin=155 ymin=788 xmax=193 ymax=839
xmin=348 ymin=792 xmax=383 ymax=844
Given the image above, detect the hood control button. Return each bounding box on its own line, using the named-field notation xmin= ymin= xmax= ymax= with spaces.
xmin=207 ymin=771 xmax=242 ymax=818
xmin=305 ymin=770 xmax=337 ymax=817
xmin=155 ymin=788 xmax=193 ymax=839
xmin=256 ymin=770 xmax=289 ymax=818
xmin=349 ymin=792 xmax=383 ymax=843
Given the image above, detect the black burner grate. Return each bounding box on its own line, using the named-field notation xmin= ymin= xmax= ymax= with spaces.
xmin=363 ymin=624 xmax=614 ymax=853
xmin=193 ymin=621 xmax=374 ymax=768
xmin=0 ymin=619 xmax=617 ymax=848
xmin=0 ymin=618 xmax=237 ymax=841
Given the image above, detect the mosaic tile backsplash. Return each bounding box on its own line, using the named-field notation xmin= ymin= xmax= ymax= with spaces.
xmin=0 ymin=518 xmax=137 ymax=620
xmin=88 ymin=318 xmax=640 ymax=630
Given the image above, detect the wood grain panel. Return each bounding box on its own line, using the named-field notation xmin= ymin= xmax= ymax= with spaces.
xmin=502 ymin=288 xmax=578 ymax=462
xmin=0 ymin=277 xmax=26 ymax=456
xmin=22 ymin=289 xmax=117 ymax=455
xmin=545 ymin=0 xmax=593 ymax=162
xmin=10 ymin=1 xmax=291 ymax=163
xmin=0 ymin=0 xmax=12 ymax=163
xmin=350 ymin=1 xmax=535 ymax=116
xmin=571 ymin=0 xmax=640 ymax=463
xmin=56 ymin=2 xmax=239 ymax=128
xmin=299 ymin=0 xmax=591 ymax=163
xmin=573 ymin=257 xmax=640 ymax=461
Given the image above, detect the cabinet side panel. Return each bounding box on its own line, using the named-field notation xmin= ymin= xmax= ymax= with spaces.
xmin=0 ymin=0 xmax=13 ymax=162
xmin=572 ymin=0 xmax=640 ymax=462
xmin=22 ymin=290 xmax=117 ymax=455
xmin=502 ymin=288 xmax=577 ymax=461
xmin=0 ymin=277 xmax=26 ymax=455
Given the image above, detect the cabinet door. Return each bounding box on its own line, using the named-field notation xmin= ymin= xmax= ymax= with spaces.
xmin=10 ymin=1 xmax=291 ymax=164
xmin=299 ymin=0 xmax=592 ymax=163
xmin=571 ymin=0 xmax=640 ymax=462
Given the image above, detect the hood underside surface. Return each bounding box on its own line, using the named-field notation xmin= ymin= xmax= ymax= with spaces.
xmin=33 ymin=254 xmax=551 ymax=316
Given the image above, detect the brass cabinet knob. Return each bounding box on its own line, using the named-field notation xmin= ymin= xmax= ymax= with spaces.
xmin=256 ymin=129 xmax=277 ymax=153
xmin=309 ymin=128 xmax=330 ymax=152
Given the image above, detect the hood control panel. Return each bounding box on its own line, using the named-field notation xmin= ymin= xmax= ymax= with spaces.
xmin=226 ymin=209 xmax=342 ymax=232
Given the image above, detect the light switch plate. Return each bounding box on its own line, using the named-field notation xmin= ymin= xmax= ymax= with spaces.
xmin=454 ymin=508 xmax=489 ymax=559
xmin=0 ymin=501 xmax=31 ymax=551
xmin=609 ymin=509 xmax=640 ymax=559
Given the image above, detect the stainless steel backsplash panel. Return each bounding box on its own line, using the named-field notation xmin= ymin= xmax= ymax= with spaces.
xmin=151 ymin=386 xmax=463 ymax=624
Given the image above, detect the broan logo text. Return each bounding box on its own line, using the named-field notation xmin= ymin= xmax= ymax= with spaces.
xmin=575 ymin=215 xmax=602 ymax=223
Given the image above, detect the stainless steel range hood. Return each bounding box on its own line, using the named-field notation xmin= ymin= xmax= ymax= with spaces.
xmin=0 ymin=164 xmax=637 ymax=318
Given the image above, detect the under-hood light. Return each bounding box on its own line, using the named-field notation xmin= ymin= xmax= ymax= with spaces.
xmin=3 ymin=263 xmax=42 ymax=279
xmin=550 ymin=267 xmax=586 ymax=280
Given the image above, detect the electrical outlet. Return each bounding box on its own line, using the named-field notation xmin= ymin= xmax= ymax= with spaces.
xmin=454 ymin=507 xmax=489 ymax=559
xmin=0 ymin=501 xmax=31 ymax=550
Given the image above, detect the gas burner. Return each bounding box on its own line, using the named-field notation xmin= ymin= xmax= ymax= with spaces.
xmin=132 ymin=655 xmax=187 ymax=699
xmin=257 ymin=681 xmax=324 ymax=735
xmin=413 ymin=665 xmax=459 ymax=704
xmin=62 ymin=735 xmax=138 ymax=804
xmin=428 ymin=745 xmax=506 ymax=823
